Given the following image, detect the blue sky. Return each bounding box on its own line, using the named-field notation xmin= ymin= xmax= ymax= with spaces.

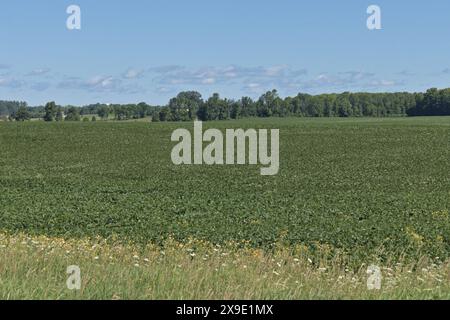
xmin=1 ymin=0 xmax=450 ymax=106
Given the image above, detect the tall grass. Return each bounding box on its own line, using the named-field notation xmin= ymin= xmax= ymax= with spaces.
xmin=0 ymin=232 xmax=448 ymax=300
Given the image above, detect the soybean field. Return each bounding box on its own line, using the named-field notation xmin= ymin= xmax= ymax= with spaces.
xmin=0 ymin=117 xmax=449 ymax=262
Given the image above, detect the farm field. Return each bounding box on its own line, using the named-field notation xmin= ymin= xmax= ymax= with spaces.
xmin=0 ymin=117 xmax=449 ymax=299
xmin=1 ymin=232 xmax=449 ymax=300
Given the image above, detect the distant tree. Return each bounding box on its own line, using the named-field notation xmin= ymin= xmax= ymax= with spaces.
xmin=199 ymin=93 xmax=228 ymax=121
xmin=257 ymin=90 xmax=281 ymax=117
xmin=334 ymin=95 xmax=352 ymax=117
xmin=230 ymin=101 xmax=242 ymax=119
xmin=135 ymin=102 xmax=150 ymax=119
xmin=151 ymin=110 xmax=160 ymax=122
xmin=167 ymin=91 xmax=203 ymax=121
xmin=159 ymin=107 xmax=169 ymax=121
xmin=65 ymin=107 xmax=81 ymax=121
xmin=55 ymin=108 xmax=64 ymax=121
xmin=91 ymin=116 xmax=97 ymax=122
xmin=0 ymin=101 xmax=27 ymax=117
xmin=13 ymin=106 xmax=31 ymax=121
xmin=114 ymin=105 xmax=133 ymax=120
xmin=4 ymin=86 xmax=450 ymax=123
xmin=240 ymin=96 xmax=257 ymax=117
xmin=97 ymin=105 xmax=110 ymax=119
xmin=43 ymin=101 xmax=57 ymax=121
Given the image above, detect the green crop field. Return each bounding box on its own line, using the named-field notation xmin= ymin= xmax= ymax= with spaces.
xmin=0 ymin=117 xmax=449 ymax=299
xmin=1 ymin=117 xmax=449 ymax=259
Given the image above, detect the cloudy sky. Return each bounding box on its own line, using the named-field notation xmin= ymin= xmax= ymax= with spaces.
xmin=1 ymin=0 xmax=450 ymax=106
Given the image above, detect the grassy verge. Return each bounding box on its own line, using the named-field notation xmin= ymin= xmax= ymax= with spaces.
xmin=0 ymin=233 xmax=448 ymax=300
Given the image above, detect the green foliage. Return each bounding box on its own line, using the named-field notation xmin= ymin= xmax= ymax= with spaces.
xmin=43 ymin=101 xmax=57 ymax=122
xmin=2 ymin=87 xmax=450 ymax=123
xmin=65 ymin=107 xmax=81 ymax=121
xmin=167 ymin=91 xmax=202 ymax=121
xmin=55 ymin=108 xmax=64 ymax=122
xmin=2 ymin=87 xmax=449 ymax=122
xmin=158 ymin=107 xmax=169 ymax=121
xmin=96 ymin=105 xmax=110 ymax=119
xmin=12 ymin=106 xmax=31 ymax=121
xmin=407 ymin=88 xmax=450 ymax=116
xmin=151 ymin=111 xmax=160 ymax=122
xmin=0 ymin=101 xmax=27 ymax=116
xmin=199 ymin=93 xmax=230 ymax=121
xmin=155 ymin=89 xmax=446 ymax=122
xmin=113 ymin=105 xmax=132 ymax=120
xmin=0 ymin=117 xmax=448 ymax=263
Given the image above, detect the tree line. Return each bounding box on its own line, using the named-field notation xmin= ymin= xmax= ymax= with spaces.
xmin=2 ymin=102 xmax=158 ymax=122
xmin=153 ymin=88 xmax=450 ymax=121
xmin=0 ymin=100 xmax=28 ymax=120
xmin=2 ymin=87 xmax=450 ymax=122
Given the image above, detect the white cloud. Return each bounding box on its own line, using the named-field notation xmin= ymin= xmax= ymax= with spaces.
xmin=155 ymin=86 xmax=172 ymax=93
xmin=367 ymin=79 xmax=401 ymax=87
xmin=150 ymin=65 xmax=308 ymax=90
xmin=123 ymin=68 xmax=145 ymax=79
xmin=202 ymin=78 xmax=216 ymax=84
xmin=300 ymin=71 xmax=401 ymax=90
xmin=265 ymin=65 xmax=288 ymax=76
xmin=27 ymin=68 xmax=51 ymax=76
xmin=58 ymin=75 xmax=145 ymax=94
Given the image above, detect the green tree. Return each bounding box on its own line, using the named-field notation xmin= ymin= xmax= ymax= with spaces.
xmin=43 ymin=101 xmax=57 ymax=122
xmin=65 ymin=107 xmax=81 ymax=121
xmin=240 ymin=97 xmax=256 ymax=117
xmin=97 ymin=105 xmax=110 ymax=120
xmin=55 ymin=108 xmax=64 ymax=121
xmin=158 ymin=107 xmax=169 ymax=121
xmin=168 ymin=91 xmax=202 ymax=121
xmin=230 ymin=101 xmax=242 ymax=119
xmin=151 ymin=112 xmax=160 ymax=122
xmin=257 ymin=90 xmax=280 ymax=117
xmin=13 ymin=106 xmax=31 ymax=121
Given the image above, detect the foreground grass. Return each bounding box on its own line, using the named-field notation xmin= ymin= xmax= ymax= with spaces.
xmin=0 ymin=233 xmax=448 ymax=300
